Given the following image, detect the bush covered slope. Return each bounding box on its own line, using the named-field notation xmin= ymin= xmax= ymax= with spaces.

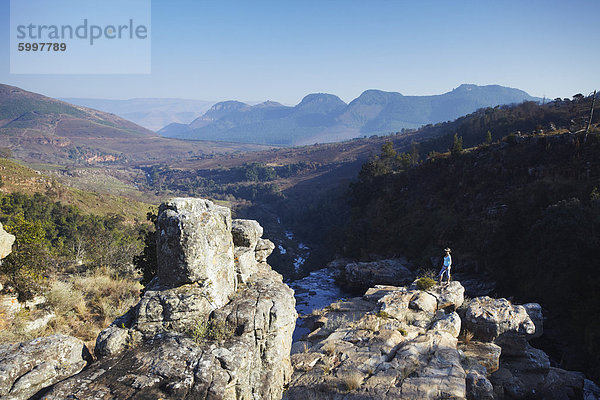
xmin=343 ymin=115 xmax=600 ymax=380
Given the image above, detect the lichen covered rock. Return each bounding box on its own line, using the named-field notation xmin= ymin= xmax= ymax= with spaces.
xmin=156 ymin=198 xmax=236 ymax=307
xmin=0 ymin=334 xmax=91 ymax=400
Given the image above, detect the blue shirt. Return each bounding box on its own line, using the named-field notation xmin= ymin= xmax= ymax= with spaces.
xmin=444 ymin=254 xmax=452 ymax=267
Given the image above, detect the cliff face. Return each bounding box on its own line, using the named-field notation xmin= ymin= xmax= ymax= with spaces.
xmin=285 ymin=279 xmax=589 ymax=400
xmin=38 ymin=198 xmax=297 ymax=400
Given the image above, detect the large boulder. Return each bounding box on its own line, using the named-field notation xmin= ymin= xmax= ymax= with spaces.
xmin=0 ymin=334 xmax=91 ymax=400
xmin=156 ymin=198 xmax=236 ymax=306
xmin=461 ymin=297 xmax=536 ymax=342
xmin=339 ymin=258 xmax=415 ymax=293
xmin=424 ymin=280 xmax=465 ymax=310
xmin=0 ymin=222 xmax=15 ymax=259
xmin=231 ymin=219 xmax=263 ymax=249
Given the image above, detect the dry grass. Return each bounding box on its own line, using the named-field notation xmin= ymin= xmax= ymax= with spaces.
xmin=322 ymin=341 xmax=336 ymax=356
xmin=0 ymin=267 xmax=141 ymax=351
xmin=343 ymin=371 xmax=363 ymax=391
xmin=459 ymin=329 xmax=475 ymax=345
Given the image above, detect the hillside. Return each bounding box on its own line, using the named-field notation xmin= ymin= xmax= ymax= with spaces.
xmin=0 ymin=84 xmax=272 ymax=165
xmin=340 ymin=121 xmax=600 ymax=379
xmin=159 ymin=84 xmax=540 ymax=145
xmin=0 ymin=157 xmax=150 ymax=222
xmin=61 ymin=98 xmax=215 ymax=131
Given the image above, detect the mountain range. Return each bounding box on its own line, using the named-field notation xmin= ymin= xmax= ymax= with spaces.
xmin=0 ymin=84 xmax=271 ymax=165
xmin=159 ymin=84 xmax=541 ymax=146
xmin=60 ymin=98 xmax=215 ymax=131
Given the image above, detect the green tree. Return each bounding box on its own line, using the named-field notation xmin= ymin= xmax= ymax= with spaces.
xmin=380 ymin=141 xmax=396 ymax=159
xmin=410 ymin=142 xmax=420 ymax=166
xmin=451 ymin=133 xmax=463 ymax=155
xmin=1 ymin=213 xmax=50 ymax=300
xmin=486 ymin=130 xmax=492 ymax=144
xmin=133 ymin=211 xmax=158 ymax=288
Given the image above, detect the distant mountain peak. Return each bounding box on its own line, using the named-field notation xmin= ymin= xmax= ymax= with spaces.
xmin=209 ymin=100 xmax=248 ymax=111
xmin=295 ymin=93 xmax=347 ymax=114
xmin=158 ymin=84 xmax=539 ymax=145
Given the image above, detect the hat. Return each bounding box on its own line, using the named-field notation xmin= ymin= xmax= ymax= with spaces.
xmin=444 ymin=248 xmax=451 ymax=252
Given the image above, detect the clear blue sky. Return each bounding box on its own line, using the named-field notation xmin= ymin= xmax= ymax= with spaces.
xmin=1 ymin=0 xmax=598 ymax=104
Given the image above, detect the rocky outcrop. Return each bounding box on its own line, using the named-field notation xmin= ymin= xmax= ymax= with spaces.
xmin=335 ymin=258 xmax=415 ymax=293
xmin=461 ymin=297 xmax=536 ymax=343
xmin=156 ymin=198 xmax=236 ymax=306
xmin=286 ymin=281 xmax=467 ymax=399
xmin=0 ymin=222 xmax=15 ymax=260
xmin=0 ymin=334 xmax=91 ymax=400
xmin=39 ymin=198 xmax=296 ymax=400
xmin=41 ymin=265 xmax=295 ymax=400
xmin=286 ymin=280 xmax=586 ymax=400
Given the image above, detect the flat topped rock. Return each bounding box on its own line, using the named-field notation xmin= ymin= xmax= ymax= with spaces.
xmin=461 ymin=296 xmax=536 ymax=342
xmin=0 ymin=334 xmax=91 ymax=400
xmin=156 ymin=198 xmax=236 ymax=306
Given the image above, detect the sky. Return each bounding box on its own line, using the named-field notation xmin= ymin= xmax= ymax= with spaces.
xmin=0 ymin=0 xmax=598 ymax=104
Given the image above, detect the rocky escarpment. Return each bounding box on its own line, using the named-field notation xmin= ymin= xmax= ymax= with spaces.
xmin=37 ymin=198 xmax=296 ymax=400
xmin=285 ymin=280 xmax=590 ymax=399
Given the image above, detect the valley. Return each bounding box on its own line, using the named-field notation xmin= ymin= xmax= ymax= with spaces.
xmin=1 ymin=85 xmax=599 ymax=398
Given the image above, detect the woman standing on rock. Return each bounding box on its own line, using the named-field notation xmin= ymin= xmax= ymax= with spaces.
xmin=438 ymin=248 xmax=452 ymax=284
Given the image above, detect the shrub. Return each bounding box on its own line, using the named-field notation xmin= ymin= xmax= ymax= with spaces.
xmin=46 ymin=280 xmax=85 ymax=314
xmin=0 ymin=213 xmax=50 ymax=300
xmin=189 ymin=318 xmax=234 ymax=343
xmin=415 ymin=277 xmax=436 ymax=291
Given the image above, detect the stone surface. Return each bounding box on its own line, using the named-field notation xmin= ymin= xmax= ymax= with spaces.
xmin=409 ymin=290 xmax=438 ymax=313
xmin=43 ymin=199 xmax=295 ymax=400
xmin=134 ymin=281 xmax=215 ymax=338
xmin=43 ymin=266 xmax=296 ymax=400
xmin=431 ymin=311 xmax=461 ymax=337
xmin=231 ymin=219 xmax=263 ymax=249
xmin=234 ymin=246 xmax=258 ymax=284
xmin=338 ymin=258 xmax=415 ymax=293
xmin=466 ymin=370 xmax=495 ymax=400
xmin=0 ymin=221 xmax=15 ymax=259
xmin=425 ymin=280 xmax=465 ymax=310
xmin=286 ymin=279 xmax=588 ymax=400
xmin=0 ymin=334 xmax=91 ymax=400
xmin=255 ymin=238 xmax=275 ymax=263
xmin=523 ymin=302 xmax=543 ymax=338
xmin=156 ymin=198 xmax=236 ymax=307
xmin=461 ymin=296 xmax=536 ymax=342
xmin=460 ymin=342 xmax=502 ymax=375
xmin=285 ymin=282 xmax=467 ymax=399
